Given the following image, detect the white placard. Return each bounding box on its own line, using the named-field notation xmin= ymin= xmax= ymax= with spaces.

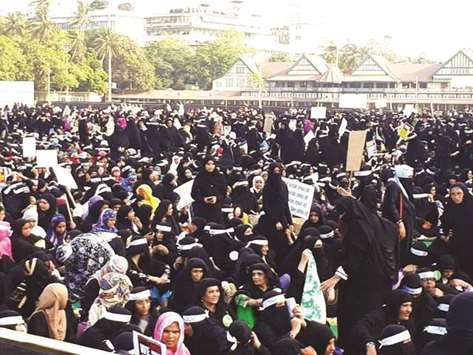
xmin=283 ymin=178 xmax=315 ymax=220
xmin=263 ymin=114 xmax=274 ymax=134
xmin=394 ymin=164 xmax=414 ymax=179
xmin=403 ymin=104 xmax=417 ymax=117
xmin=36 ymin=150 xmax=58 ymax=168
xmin=311 ymin=107 xmax=327 ymax=119
xmin=346 ymin=130 xmax=367 ymax=171
xmin=133 ymin=331 xmax=167 ymax=355
xmin=52 ymin=166 xmax=78 ymax=189
xmin=22 ymin=136 xmax=36 ymax=158
xmin=174 ymin=179 xmax=194 ymax=210
xmin=338 ymin=118 xmax=348 ymax=139
xmin=366 ymin=140 xmax=377 ymax=159
xmin=339 ymin=94 xmax=368 ymax=109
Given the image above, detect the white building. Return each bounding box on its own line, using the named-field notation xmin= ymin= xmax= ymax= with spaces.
xmin=145 ymin=3 xmax=289 ymax=54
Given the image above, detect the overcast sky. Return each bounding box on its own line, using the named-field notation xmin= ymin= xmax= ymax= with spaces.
xmin=1 ymin=0 xmax=472 ymax=61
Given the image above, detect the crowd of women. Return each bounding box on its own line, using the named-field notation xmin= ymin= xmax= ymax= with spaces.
xmin=0 ymin=102 xmax=472 ymax=355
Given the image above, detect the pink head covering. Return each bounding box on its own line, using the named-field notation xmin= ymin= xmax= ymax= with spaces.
xmin=153 ymin=312 xmax=190 ymax=355
xmin=0 ymin=221 xmax=13 ymax=261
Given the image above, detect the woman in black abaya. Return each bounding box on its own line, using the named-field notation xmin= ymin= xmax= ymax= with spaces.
xmin=260 ymin=163 xmax=293 ymax=263
xmin=191 ymin=157 xmax=226 ymax=224
xmin=441 ymin=183 xmax=473 ymax=279
xmin=321 ymin=197 xmax=399 ymax=351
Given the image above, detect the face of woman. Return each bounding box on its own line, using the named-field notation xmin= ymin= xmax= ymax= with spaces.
xmin=234 ymin=207 xmax=242 ymax=218
xmin=468 ymin=170 xmax=473 ymax=180
xmin=38 ymin=199 xmax=50 ymax=212
xmin=166 ymin=204 xmax=173 ymax=216
xmin=106 ymin=217 xmax=116 ymax=229
xmin=127 ymin=210 xmax=135 ymax=220
xmin=244 ymin=228 xmax=253 ymax=236
xmin=325 ymin=338 xmax=336 ymax=355
xmin=254 ymin=179 xmax=264 ymax=190
xmin=399 ymin=301 xmax=413 ymax=321
xmin=203 ymin=286 xmax=220 ymax=306
xmin=0 ymin=209 xmax=5 ymax=221
xmin=55 ymin=222 xmax=67 ymax=235
xmin=205 ymin=160 xmax=215 ymax=173
xmin=190 ymin=268 xmax=204 ymax=282
xmin=185 ymin=169 xmax=193 ymax=179
xmin=135 ymin=299 xmax=151 ymax=317
xmin=261 ymin=244 xmax=269 ymax=256
xmin=252 ymin=270 xmax=267 ymax=287
xmin=162 ymin=322 xmax=180 ymax=351
xmin=22 ymin=223 xmax=32 ymax=237
xmin=450 ymin=187 xmax=464 ymax=204
xmin=310 ymin=212 xmax=320 ymax=223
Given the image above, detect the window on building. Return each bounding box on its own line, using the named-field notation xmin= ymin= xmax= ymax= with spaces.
xmin=299 ymin=81 xmax=307 ymax=88
xmin=287 ymin=82 xmax=295 ymax=88
xmin=226 ymin=78 xmax=234 ymax=87
xmin=236 ymin=66 xmax=245 ymax=74
xmin=420 ymin=82 xmax=427 ymax=89
xmin=237 ymin=78 xmax=245 ymax=88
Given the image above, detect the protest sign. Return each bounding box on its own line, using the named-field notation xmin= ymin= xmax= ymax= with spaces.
xmin=339 ymin=94 xmax=368 ymax=109
xmin=283 ymin=178 xmax=315 ymax=220
xmin=52 ymin=166 xmax=78 ymax=189
xmin=36 ymin=150 xmax=58 ymax=168
xmin=22 ymin=136 xmax=36 ymax=158
xmin=311 ymin=107 xmax=327 ymax=119
xmin=133 ymin=331 xmax=166 ymax=355
xmin=174 ymin=179 xmax=194 ymax=210
xmin=366 ymin=139 xmax=377 ymax=159
xmin=346 ymin=130 xmax=367 ymax=171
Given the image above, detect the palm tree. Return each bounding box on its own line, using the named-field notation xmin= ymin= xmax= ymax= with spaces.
xmin=2 ymin=12 xmax=29 ymax=37
xmin=30 ymin=0 xmax=57 ymax=42
xmin=69 ymin=1 xmax=93 ymax=63
xmin=93 ymin=27 xmax=121 ymax=101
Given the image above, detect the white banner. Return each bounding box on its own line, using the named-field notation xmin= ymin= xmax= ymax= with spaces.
xmin=339 ymin=94 xmax=368 ymax=109
xmin=36 ymin=150 xmax=58 ymax=168
xmin=311 ymin=107 xmax=327 ymax=119
xmin=283 ymin=178 xmax=315 ymax=220
xmin=52 ymin=166 xmax=78 ymax=189
xmin=174 ymin=179 xmax=194 ymax=210
xmin=22 ymin=136 xmax=36 ymax=158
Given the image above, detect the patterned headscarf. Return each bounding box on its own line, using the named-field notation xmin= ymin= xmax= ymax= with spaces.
xmin=88 ymin=272 xmax=132 ymax=326
xmin=92 ymin=208 xmax=117 ymax=233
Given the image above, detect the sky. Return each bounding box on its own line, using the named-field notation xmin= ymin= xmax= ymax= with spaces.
xmin=1 ymin=0 xmax=472 ymax=61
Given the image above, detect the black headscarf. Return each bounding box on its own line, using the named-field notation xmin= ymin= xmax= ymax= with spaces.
xmin=37 ymin=192 xmax=57 ymax=230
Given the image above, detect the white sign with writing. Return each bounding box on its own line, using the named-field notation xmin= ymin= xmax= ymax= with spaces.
xmin=366 ymin=140 xmax=377 ymax=159
xmin=283 ymin=178 xmax=315 ymax=220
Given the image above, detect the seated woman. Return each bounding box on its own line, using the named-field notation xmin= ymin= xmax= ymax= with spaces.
xmin=234 ymin=263 xmax=279 ymax=330
xmin=28 ymin=283 xmax=70 ymax=341
xmin=351 ymin=290 xmax=415 ymax=354
xmin=153 ymin=311 xmax=191 ymax=355
xmin=198 ymin=277 xmax=235 ymax=328
xmin=253 ymin=289 xmax=329 ymax=353
xmin=78 ymin=305 xmax=133 ymax=352
xmin=378 ymin=324 xmax=416 ymax=355
xmin=171 ymin=257 xmax=208 ymax=313
xmin=126 ymin=287 xmax=158 ymax=336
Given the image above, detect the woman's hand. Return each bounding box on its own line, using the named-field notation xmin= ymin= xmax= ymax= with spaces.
xmin=275 ymin=222 xmax=283 ymax=230
xmin=321 ymin=275 xmax=341 ymax=292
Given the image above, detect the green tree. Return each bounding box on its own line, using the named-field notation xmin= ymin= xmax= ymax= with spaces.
xmin=193 ymin=30 xmax=248 ymax=89
xmin=145 ymin=37 xmax=195 ymax=89
xmin=0 ymin=36 xmax=32 ymax=81
xmin=69 ymin=0 xmax=93 ymax=63
xmin=321 ymin=41 xmax=338 ymax=65
xmin=30 ymin=0 xmax=58 ymax=42
xmin=1 ymin=12 xmax=29 ymax=37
